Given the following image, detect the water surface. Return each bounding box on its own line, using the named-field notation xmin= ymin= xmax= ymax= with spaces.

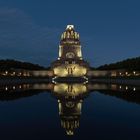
xmin=0 ymin=83 xmax=140 ymax=140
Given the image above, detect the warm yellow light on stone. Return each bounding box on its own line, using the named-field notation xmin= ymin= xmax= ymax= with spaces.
xmin=77 ymin=46 xmax=82 ymax=58
xmin=51 ymin=25 xmax=89 ymax=78
xmin=54 ymin=66 xmax=68 ymax=77
xmin=53 ymin=64 xmax=87 ymax=77
xmin=59 ymin=45 xmax=62 ymax=58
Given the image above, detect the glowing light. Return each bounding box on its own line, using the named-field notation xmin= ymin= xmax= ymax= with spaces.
xmin=5 ymin=87 xmax=8 ymax=91
xmin=54 ymin=83 xmax=87 ymax=95
xmin=54 ymin=64 xmax=87 ymax=77
xmin=133 ymin=87 xmax=136 ymax=91
xmin=119 ymin=85 xmax=122 ymax=89
xmin=66 ymin=25 xmax=74 ymax=30
xmin=126 ymin=86 xmax=128 ymax=90
xmin=133 ymin=71 xmax=136 ymax=75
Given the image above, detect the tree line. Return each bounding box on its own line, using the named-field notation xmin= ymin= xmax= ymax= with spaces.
xmin=97 ymin=57 xmax=140 ymax=70
xmin=0 ymin=59 xmax=46 ymax=71
xmin=0 ymin=56 xmax=139 ymax=71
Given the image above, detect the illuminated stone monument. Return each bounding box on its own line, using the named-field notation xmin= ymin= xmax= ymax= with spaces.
xmin=51 ymin=25 xmax=89 ymax=77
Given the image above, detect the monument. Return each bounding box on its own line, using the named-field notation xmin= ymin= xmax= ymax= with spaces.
xmin=51 ymin=25 xmax=89 ymax=78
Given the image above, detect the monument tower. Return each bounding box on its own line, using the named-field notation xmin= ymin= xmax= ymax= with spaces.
xmin=58 ymin=25 xmax=82 ymax=60
xmin=51 ymin=25 xmax=89 ymax=77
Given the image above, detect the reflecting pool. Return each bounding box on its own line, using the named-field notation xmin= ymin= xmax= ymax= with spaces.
xmin=0 ymin=82 xmax=140 ymax=140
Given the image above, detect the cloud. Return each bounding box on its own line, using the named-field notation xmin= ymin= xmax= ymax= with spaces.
xmin=0 ymin=7 xmax=61 ymax=66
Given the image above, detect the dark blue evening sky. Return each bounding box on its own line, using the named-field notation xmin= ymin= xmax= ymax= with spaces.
xmin=0 ymin=0 xmax=140 ymax=66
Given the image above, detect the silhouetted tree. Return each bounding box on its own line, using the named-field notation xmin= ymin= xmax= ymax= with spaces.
xmin=0 ymin=59 xmax=48 ymax=71
xmin=97 ymin=57 xmax=140 ymax=70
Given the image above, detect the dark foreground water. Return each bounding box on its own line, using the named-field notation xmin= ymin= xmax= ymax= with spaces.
xmin=0 ymin=83 xmax=140 ymax=140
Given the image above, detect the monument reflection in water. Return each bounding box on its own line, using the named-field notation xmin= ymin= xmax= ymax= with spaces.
xmin=52 ymin=83 xmax=89 ymax=135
